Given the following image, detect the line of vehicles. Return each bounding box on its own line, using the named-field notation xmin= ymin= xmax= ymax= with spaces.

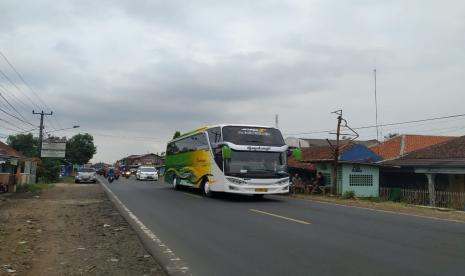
xmin=75 ymin=165 xmax=160 ymax=183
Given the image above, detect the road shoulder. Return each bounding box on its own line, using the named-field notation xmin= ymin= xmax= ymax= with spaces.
xmin=291 ymin=194 xmax=465 ymax=223
xmin=0 ymin=183 xmax=166 ymax=275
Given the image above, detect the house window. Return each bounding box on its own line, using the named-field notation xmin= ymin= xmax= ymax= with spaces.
xmin=349 ymin=174 xmax=373 ymax=186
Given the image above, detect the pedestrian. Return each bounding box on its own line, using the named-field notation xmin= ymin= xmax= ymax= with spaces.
xmin=291 ymin=173 xmax=301 ymax=185
xmin=311 ymin=172 xmax=325 ymax=194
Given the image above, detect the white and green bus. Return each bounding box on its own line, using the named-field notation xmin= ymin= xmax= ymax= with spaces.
xmin=165 ymin=124 xmax=291 ymax=197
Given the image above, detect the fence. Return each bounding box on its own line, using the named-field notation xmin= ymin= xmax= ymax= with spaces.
xmin=379 ymin=187 xmax=465 ymax=210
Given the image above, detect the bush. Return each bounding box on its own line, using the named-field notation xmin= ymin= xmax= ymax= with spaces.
xmin=342 ymin=190 xmax=356 ymax=199
xmin=42 ymin=159 xmax=61 ymax=183
xmin=17 ymin=183 xmax=54 ymax=193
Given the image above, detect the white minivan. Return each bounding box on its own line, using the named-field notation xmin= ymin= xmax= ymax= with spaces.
xmin=136 ymin=166 xmax=159 ymax=181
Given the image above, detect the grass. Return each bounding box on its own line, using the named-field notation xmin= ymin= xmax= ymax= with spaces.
xmin=359 ymin=196 xmax=385 ymax=203
xmin=341 ymin=190 xmax=355 ymax=199
xmin=61 ymin=176 xmax=75 ymax=184
xmin=17 ymin=183 xmax=55 ymax=193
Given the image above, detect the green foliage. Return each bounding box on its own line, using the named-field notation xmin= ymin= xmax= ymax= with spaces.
xmin=17 ymin=183 xmax=54 ymax=193
xmin=65 ymin=133 xmax=97 ymax=165
xmin=173 ymin=131 xmax=181 ymax=139
xmin=6 ymin=133 xmax=38 ymax=157
xmin=341 ymin=190 xmax=356 ymax=199
xmin=93 ymin=162 xmax=106 ymax=169
xmin=42 ymin=158 xmax=61 ymax=183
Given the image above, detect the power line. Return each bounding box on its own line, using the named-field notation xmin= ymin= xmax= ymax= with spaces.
xmin=0 ymin=118 xmax=29 ymax=132
xmin=0 ymin=82 xmax=35 ymax=115
xmin=284 ymin=113 xmax=465 ymax=136
xmin=0 ymin=68 xmax=40 ymax=110
xmin=86 ymin=132 xmax=161 ymax=141
xmin=0 ymin=50 xmax=62 ymax=130
xmin=0 ymin=93 xmax=35 ymax=127
xmin=0 ymin=104 xmax=35 ymax=127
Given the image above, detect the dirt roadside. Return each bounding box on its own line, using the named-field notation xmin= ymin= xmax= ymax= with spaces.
xmin=0 ymin=183 xmax=166 ymax=276
xmin=291 ymin=194 xmax=465 ymax=223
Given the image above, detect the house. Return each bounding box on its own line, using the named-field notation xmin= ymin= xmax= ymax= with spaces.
xmin=0 ymin=141 xmax=37 ymax=192
xmin=289 ymin=143 xmax=382 ymax=196
xmin=117 ymin=153 xmax=164 ymax=167
xmin=285 ymin=137 xmax=379 ymax=148
xmin=383 ymin=136 xmax=465 ymax=194
xmin=370 ymin=134 xmax=455 ymax=161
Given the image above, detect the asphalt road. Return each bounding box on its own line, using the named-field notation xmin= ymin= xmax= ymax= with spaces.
xmin=101 ymin=176 xmax=465 ymax=276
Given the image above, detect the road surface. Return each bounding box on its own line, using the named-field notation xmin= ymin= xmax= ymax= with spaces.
xmin=101 ymin=176 xmax=465 ymax=276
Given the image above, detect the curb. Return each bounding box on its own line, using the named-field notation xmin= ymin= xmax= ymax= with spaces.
xmin=97 ymin=179 xmax=191 ymax=276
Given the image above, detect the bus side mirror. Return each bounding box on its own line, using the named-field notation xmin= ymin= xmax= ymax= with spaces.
xmin=293 ymin=148 xmax=302 ymax=161
xmin=223 ymin=145 xmax=232 ymax=159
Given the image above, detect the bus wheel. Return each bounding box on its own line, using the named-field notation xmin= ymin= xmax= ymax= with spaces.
xmin=202 ymin=180 xmax=214 ymax=197
xmin=173 ymin=177 xmax=179 ymax=190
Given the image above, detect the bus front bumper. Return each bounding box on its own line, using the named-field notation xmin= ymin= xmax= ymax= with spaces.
xmin=225 ymin=184 xmax=289 ymax=195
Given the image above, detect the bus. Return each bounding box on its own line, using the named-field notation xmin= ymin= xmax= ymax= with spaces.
xmin=164 ymin=124 xmax=291 ymax=197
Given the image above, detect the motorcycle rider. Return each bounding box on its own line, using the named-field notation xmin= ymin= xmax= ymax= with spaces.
xmin=107 ymin=168 xmax=116 ymax=182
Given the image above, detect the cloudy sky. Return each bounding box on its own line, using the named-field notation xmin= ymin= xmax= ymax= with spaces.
xmin=1 ymin=0 xmax=464 ymax=162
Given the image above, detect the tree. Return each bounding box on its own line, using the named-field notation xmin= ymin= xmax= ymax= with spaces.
xmin=41 ymin=159 xmax=61 ymax=183
xmin=384 ymin=133 xmax=399 ymax=140
xmin=66 ymin=133 xmax=97 ymax=165
xmin=6 ymin=133 xmax=39 ymax=157
xmin=172 ymin=131 xmax=181 ymax=139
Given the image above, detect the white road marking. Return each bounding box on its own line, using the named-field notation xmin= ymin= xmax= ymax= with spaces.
xmin=250 ymin=209 xmax=311 ymax=225
xmin=289 ymin=196 xmax=465 ymax=224
xmin=182 ymin=192 xmax=202 ymax=199
xmin=100 ymin=180 xmax=190 ymax=274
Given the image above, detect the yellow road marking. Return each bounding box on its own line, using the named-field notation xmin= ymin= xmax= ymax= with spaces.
xmin=250 ymin=209 xmax=311 ymax=225
xmin=182 ymin=192 xmax=202 ymax=199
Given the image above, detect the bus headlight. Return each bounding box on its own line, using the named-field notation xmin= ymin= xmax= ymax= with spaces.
xmin=226 ymin=177 xmax=247 ymax=185
xmin=275 ymin=178 xmax=289 ymax=185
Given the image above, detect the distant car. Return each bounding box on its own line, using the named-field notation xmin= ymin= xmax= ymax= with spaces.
xmin=75 ymin=167 xmax=97 ymax=183
xmin=136 ymin=166 xmax=159 ymax=181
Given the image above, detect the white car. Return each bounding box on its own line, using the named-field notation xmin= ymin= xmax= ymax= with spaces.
xmin=75 ymin=167 xmax=97 ymax=183
xmin=136 ymin=166 xmax=159 ymax=181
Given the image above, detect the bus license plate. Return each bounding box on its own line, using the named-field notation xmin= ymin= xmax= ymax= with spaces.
xmin=255 ymin=188 xmax=267 ymax=192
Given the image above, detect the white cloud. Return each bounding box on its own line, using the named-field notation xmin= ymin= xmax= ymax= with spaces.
xmin=0 ymin=0 xmax=464 ymax=162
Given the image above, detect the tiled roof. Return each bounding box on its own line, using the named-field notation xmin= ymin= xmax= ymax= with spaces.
xmin=401 ymin=136 xmax=465 ymax=159
xmin=370 ymin=135 xmax=455 ymax=160
xmin=287 ymin=144 xmax=354 ymax=170
xmin=0 ymin=141 xmax=23 ymax=158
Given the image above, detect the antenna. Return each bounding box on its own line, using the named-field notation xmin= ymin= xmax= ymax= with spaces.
xmin=374 ymin=68 xmax=379 ymax=143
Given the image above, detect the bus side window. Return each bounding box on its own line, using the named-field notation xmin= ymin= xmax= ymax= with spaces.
xmin=207 ymin=127 xmax=222 ymax=146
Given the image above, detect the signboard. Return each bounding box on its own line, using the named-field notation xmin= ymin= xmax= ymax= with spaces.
xmin=41 ymin=137 xmax=66 ymax=158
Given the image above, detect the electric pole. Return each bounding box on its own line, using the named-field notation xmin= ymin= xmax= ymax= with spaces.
xmin=32 ymin=110 xmax=53 ymax=157
xmin=332 ymin=110 xmax=342 ymax=195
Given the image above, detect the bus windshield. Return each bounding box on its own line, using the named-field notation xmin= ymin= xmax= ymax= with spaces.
xmin=222 ymin=126 xmax=285 ymax=146
xmin=224 ymin=150 xmax=288 ymax=178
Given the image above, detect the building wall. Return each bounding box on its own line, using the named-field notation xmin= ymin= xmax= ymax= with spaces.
xmin=341 ymin=164 xmax=379 ymax=197
xmin=285 ymin=137 xmax=309 ymax=148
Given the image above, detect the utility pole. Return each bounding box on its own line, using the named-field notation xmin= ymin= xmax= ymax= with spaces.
xmin=332 ymin=110 xmax=343 ymax=195
xmin=32 ymin=110 xmax=53 ymax=158
xmin=275 ymin=114 xmax=279 ymax=129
